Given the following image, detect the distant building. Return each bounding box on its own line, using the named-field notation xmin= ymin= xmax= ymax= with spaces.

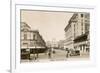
xmin=46 ymin=41 xmax=51 ymax=48
xmin=52 ymin=39 xmax=59 ymax=49
xmin=46 ymin=40 xmax=59 ymax=49
xmin=58 ymin=40 xmax=65 ymax=49
xmin=21 ymin=22 xmax=47 ymax=59
xmin=64 ymin=13 xmax=90 ymax=55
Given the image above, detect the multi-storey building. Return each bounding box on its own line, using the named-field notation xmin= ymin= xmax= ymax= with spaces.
xmin=21 ymin=22 xmax=31 ymax=51
xmin=64 ymin=13 xmax=90 ymax=56
xmin=64 ymin=15 xmax=75 ymax=51
xmin=73 ymin=13 xmax=90 ymax=55
xmin=21 ymin=22 xmax=47 ymax=59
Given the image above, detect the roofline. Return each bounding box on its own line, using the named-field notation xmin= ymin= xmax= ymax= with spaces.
xmin=64 ymin=13 xmax=77 ymax=31
xmin=21 ymin=22 xmax=31 ymax=28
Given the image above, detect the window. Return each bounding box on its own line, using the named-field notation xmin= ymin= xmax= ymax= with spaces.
xmin=30 ymin=41 xmax=34 ymax=46
xmin=85 ymin=23 xmax=88 ymax=32
xmin=85 ymin=13 xmax=90 ymax=18
xmin=81 ymin=14 xmax=83 ymax=17
xmin=33 ymin=34 xmax=36 ymax=40
xmin=24 ymin=34 xmax=27 ymax=40
xmin=81 ymin=19 xmax=83 ymax=34
xmin=23 ymin=43 xmax=28 ymax=45
xmin=74 ymin=24 xmax=75 ymax=38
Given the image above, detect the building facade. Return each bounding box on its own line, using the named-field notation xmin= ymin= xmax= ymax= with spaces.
xmin=64 ymin=13 xmax=90 ymax=56
xmin=73 ymin=13 xmax=90 ymax=55
xmin=64 ymin=15 xmax=75 ymax=51
xmin=21 ymin=22 xmax=47 ymax=59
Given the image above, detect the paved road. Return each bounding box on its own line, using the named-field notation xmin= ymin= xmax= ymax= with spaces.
xmin=21 ymin=48 xmax=89 ymax=62
xmin=37 ymin=49 xmax=67 ymax=61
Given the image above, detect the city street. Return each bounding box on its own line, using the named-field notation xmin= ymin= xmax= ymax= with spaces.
xmin=21 ymin=48 xmax=89 ymax=63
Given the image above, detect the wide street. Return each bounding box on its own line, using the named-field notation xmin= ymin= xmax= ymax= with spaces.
xmin=21 ymin=48 xmax=89 ymax=63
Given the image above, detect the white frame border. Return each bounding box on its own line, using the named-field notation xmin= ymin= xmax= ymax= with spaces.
xmin=11 ymin=2 xmax=96 ymax=73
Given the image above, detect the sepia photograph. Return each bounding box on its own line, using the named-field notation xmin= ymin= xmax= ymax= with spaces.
xmin=10 ymin=0 xmax=97 ymax=72
xmin=20 ymin=10 xmax=90 ymax=63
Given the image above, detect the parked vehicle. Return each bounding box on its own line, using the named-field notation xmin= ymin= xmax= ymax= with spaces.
xmin=70 ymin=50 xmax=80 ymax=56
xmin=75 ymin=50 xmax=80 ymax=56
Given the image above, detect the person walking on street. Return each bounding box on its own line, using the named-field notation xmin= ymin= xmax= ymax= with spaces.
xmin=48 ymin=52 xmax=51 ymax=59
xmin=48 ymin=48 xmax=52 ymax=59
xmin=66 ymin=48 xmax=69 ymax=58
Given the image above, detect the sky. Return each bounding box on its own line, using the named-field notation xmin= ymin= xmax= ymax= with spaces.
xmin=21 ymin=10 xmax=73 ymax=42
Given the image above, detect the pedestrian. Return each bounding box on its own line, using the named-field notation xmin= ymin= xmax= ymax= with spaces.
xmin=48 ymin=52 xmax=51 ymax=59
xmin=35 ymin=56 xmax=37 ymax=60
xmin=66 ymin=48 xmax=69 ymax=58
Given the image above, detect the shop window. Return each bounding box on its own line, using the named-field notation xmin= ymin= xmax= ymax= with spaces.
xmin=21 ymin=49 xmax=26 ymax=53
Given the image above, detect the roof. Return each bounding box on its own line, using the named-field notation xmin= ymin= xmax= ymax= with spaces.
xmin=21 ymin=22 xmax=31 ymax=28
xmin=64 ymin=13 xmax=77 ymax=32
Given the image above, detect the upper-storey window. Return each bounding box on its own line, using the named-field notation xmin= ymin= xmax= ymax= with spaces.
xmin=33 ymin=34 xmax=36 ymax=40
xmin=81 ymin=14 xmax=83 ymax=18
xmin=24 ymin=33 xmax=27 ymax=40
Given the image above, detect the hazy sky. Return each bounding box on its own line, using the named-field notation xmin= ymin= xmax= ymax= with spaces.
xmin=21 ymin=10 xmax=73 ymax=41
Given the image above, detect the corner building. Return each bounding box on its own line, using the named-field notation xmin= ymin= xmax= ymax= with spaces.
xmin=64 ymin=13 xmax=90 ymax=56
xmin=21 ymin=22 xmax=47 ymax=59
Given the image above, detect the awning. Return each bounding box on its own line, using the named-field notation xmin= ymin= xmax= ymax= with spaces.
xmin=74 ymin=34 xmax=88 ymax=43
xmin=29 ymin=46 xmax=46 ymax=49
xmin=21 ymin=45 xmax=46 ymax=49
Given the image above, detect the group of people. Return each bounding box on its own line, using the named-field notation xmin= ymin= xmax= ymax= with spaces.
xmin=47 ymin=48 xmax=70 ymax=59
xmin=29 ymin=48 xmax=71 ymax=61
